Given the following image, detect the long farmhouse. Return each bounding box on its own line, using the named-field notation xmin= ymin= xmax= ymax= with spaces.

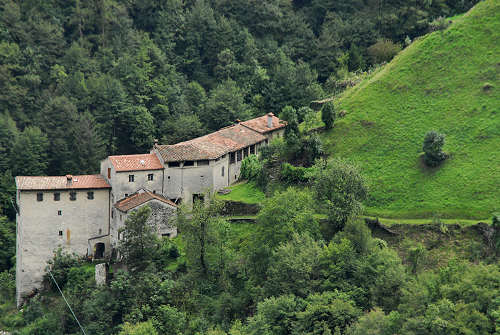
xmin=15 ymin=113 xmax=285 ymax=306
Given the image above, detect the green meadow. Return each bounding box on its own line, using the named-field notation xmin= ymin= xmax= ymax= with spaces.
xmin=321 ymin=0 xmax=500 ymax=219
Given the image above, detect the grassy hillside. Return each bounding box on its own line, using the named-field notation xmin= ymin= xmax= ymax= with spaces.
xmin=323 ymin=0 xmax=500 ymax=219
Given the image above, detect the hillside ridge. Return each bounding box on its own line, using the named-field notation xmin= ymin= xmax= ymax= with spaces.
xmin=323 ymin=0 xmax=500 ymax=219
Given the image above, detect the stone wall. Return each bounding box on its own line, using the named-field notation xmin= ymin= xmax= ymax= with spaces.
xmin=16 ymin=188 xmax=109 ymax=307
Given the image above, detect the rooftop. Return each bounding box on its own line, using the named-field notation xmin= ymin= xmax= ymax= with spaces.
xmin=108 ymin=153 xmax=163 ymax=172
xmin=114 ymin=190 xmax=177 ymax=212
xmin=156 ymin=123 xmax=267 ymax=162
xmin=16 ymin=175 xmax=111 ymax=190
xmin=241 ymin=113 xmax=286 ymax=134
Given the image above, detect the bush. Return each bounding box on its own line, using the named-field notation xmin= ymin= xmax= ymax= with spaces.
xmin=321 ymin=102 xmax=336 ymax=130
xmin=240 ymin=155 xmax=263 ymax=181
xmin=428 ymin=16 xmax=451 ymax=32
xmin=44 ymin=248 xmax=83 ymax=291
xmin=422 ymin=131 xmax=447 ymax=167
xmin=367 ymin=39 xmax=401 ymax=64
xmin=280 ymin=163 xmax=316 ymax=184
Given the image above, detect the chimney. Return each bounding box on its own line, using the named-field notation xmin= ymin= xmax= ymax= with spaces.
xmin=66 ymin=174 xmax=73 ymax=186
xmin=267 ymin=113 xmax=274 ymax=128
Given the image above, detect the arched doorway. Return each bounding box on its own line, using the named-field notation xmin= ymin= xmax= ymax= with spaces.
xmin=95 ymin=242 xmax=105 ymax=259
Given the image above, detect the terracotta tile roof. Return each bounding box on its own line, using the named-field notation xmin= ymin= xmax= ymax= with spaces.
xmin=114 ymin=190 xmax=177 ymax=212
xmin=16 ymin=175 xmax=111 ymax=190
xmin=241 ymin=113 xmax=286 ymax=134
xmin=108 ymin=153 xmax=163 ymax=172
xmin=156 ymin=123 xmax=267 ymax=162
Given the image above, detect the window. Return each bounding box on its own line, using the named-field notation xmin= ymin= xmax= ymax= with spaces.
xmin=37 ymin=192 xmax=43 ymax=202
xmin=59 ymin=230 xmax=63 ymax=236
xmin=58 ymin=210 xmax=62 ymax=216
xmin=99 ymin=228 xmax=102 ymax=235
xmin=184 ymin=161 xmax=194 ymax=167
xmin=128 ymin=175 xmax=134 ymax=182
xmin=168 ymin=162 xmax=180 ymax=167
xmin=125 ymin=193 xmax=128 ymax=198
xmin=107 ymin=168 xmax=111 ymax=179
xmin=237 ymin=150 xmax=242 ymax=161
xmin=197 ymin=160 xmax=209 ymax=166
xmin=221 ymin=166 xmax=225 ymax=176
xmin=250 ymin=145 xmax=255 ymax=154
xmin=167 ymin=176 xmax=171 ymax=179
xmin=87 ymin=191 xmax=94 ymax=200
xmin=148 ymin=173 xmax=154 ymax=181
xmin=244 ymin=147 xmax=249 ymax=158
xmin=54 ymin=192 xmax=60 ymax=201
xmin=111 ymin=210 xmax=114 ymax=219
xmin=230 ymin=152 xmax=236 ymax=164
xmin=70 ymin=191 xmax=77 ymax=201
xmin=162 ymin=233 xmax=171 ymax=237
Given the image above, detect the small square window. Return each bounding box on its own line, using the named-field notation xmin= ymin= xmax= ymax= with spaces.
xmin=87 ymin=191 xmax=94 ymax=200
xmin=125 ymin=193 xmax=128 ymax=198
xmin=129 ymin=175 xmax=134 ymax=182
xmin=70 ymin=191 xmax=77 ymax=201
xmin=54 ymin=192 xmax=60 ymax=201
xmin=58 ymin=210 xmax=62 ymax=216
xmin=59 ymin=230 xmax=63 ymax=236
xmin=37 ymin=192 xmax=43 ymax=201
xmin=184 ymin=161 xmax=194 ymax=167
xmin=148 ymin=174 xmax=154 ymax=181
xmin=168 ymin=162 xmax=180 ymax=168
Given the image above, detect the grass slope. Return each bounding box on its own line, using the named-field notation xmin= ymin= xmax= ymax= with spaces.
xmin=323 ymin=0 xmax=500 ymax=219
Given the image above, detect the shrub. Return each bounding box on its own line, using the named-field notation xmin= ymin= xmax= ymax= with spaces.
xmin=367 ymin=39 xmax=401 ymax=64
xmin=280 ymin=163 xmax=316 ymax=184
xmin=44 ymin=248 xmax=83 ymax=291
xmin=240 ymin=155 xmax=263 ymax=181
xmin=321 ymin=102 xmax=336 ymax=130
xmin=422 ymin=131 xmax=447 ymax=167
xmin=428 ymin=16 xmax=451 ymax=32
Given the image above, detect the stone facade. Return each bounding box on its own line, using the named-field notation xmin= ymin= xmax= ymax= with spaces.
xmin=15 ymin=184 xmax=110 ymax=305
xmin=15 ymin=114 xmax=286 ymax=307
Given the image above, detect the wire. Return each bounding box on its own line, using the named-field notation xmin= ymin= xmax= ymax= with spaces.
xmin=47 ymin=269 xmax=88 ymax=335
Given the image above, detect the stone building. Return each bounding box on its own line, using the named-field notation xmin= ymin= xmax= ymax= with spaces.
xmin=15 ymin=112 xmax=285 ymax=306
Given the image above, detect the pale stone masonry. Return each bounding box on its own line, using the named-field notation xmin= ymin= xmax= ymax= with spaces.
xmin=15 ymin=113 xmax=286 ymax=306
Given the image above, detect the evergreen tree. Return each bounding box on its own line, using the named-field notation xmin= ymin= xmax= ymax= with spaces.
xmin=321 ymin=101 xmax=336 ymax=129
xmin=11 ymin=126 xmax=49 ymax=176
xmin=118 ymin=206 xmax=159 ymax=274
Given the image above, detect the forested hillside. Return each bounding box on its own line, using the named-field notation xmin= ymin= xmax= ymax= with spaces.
xmin=322 ymin=0 xmax=500 ymax=219
xmin=2 ymin=1 xmax=499 ymax=334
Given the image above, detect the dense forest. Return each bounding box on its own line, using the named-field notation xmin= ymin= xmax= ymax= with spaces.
xmin=2 ymin=0 xmax=498 ymax=334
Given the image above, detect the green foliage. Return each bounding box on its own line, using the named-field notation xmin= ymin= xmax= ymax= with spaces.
xmin=323 ymin=0 xmax=500 ymax=218
xmin=249 ymin=188 xmax=320 ymax=278
xmin=44 ymin=248 xmax=83 ymax=291
xmin=280 ymin=163 xmax=316 ymax=185
xmin=265 ymin=233 xmax=323 ymax=298
xmin=119 ymin=320 xmax=158 ymax=335
xmin=423 ymin=131 xmax=447 ymax=167
xmin=177 ymin=196 xmax=230 ymax=276
xmin=0 ymin=216 xmax=15 ymax=271
xmin=0 ymin=269 xmax=15 ymax=303
xmin=321 ymin=102 xmax=336 ymax=130
xmin=118 ymin=206 xmax=160 ymax=273
xmin=295 ymin=292 xmax=362 ymax=335
xmin=11 ymin=126 xmax=49 ymax=176
xmin=367 ymin=39 xmax=402 ymax=64
xmin=312 ymin=159 xmax=368 ymax=233
xmin=240 ymin=155 xmax=263 ymax=182
xmin=152 ymin=305 xmax=187 ymax=335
